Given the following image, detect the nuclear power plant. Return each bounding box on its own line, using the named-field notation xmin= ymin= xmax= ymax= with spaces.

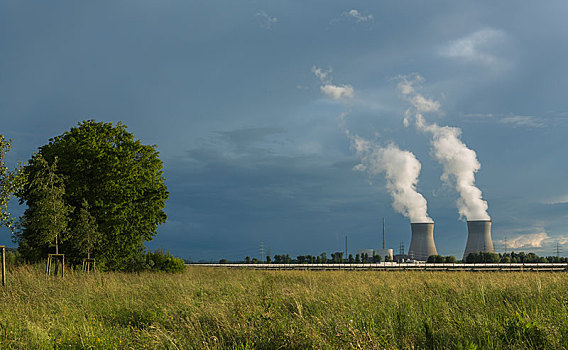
xmin=463 ymin=220 xmax=494 ymax=260
xmin=408 ymin=222 xmax=437 ymax=261
xmin=403 ymin=220 xmax=495 ymax=261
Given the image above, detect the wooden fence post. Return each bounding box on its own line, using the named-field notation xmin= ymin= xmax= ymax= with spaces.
xmin=1 ymin=246 xmax=5 ymax=286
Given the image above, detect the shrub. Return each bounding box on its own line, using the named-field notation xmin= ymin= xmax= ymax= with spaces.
xmin=445 ymin=256 xmax=457 ymax=263
xmin=144 ymin=250 xmax=186 ymax=273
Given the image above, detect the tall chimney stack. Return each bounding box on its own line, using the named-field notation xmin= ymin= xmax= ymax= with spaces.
xmin=408 ymin=222 xmax=437 ymax=261
xmin=463 ymin=220 xmax=494 ymax=260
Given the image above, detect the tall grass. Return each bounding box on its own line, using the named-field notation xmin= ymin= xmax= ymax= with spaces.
xmin=0 ymin=265 xmax=567 ymax=349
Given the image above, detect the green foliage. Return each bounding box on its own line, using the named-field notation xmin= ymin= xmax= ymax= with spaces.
xmin=465 ymin=251 xmax=501 ymax=263
xmin=17 ymin=120 xmax=169 ymax=269
xmin=4 ymin=250 xmax=22 ymax=266
xmin=17 ymin=155 xmax=72 ymax=255
xmin=465 ymin=251 xmax=565 ymax=264
xmin=0 ymin=135 xmax=24 ymax=233
xmin=456 ymin=340 xmax=478 ymax=350
xmin=331 ymin=251 xmax=343 ymax=263
xmin=72 ymin=199 xmax=100 ymax=259
xmin=445 ymin=256 xmax=457 ymax=263
xmin=372 ymin=254 xmax=381 ymax=263
xmin=144 ymin=250 xmax=186 ymax=273
xmin=505 ymin=311 xmax=549 ymax=349
xmin=427 ymin=255 xmax=457 ymax=263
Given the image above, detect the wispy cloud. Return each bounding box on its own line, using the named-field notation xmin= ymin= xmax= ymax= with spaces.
xmin=543 ymin=194 xmax=568 ymax=205
xmin=342 ymin=9 xmax=374 ymax=23
xmin=499 ymin=115 xmax=545 ymax=128
xmin=312 ymin=65 xmax=354 ymax=101
xmin=463 ymin=113 xmax=546 ymax=128
xmin=440 ymin=28 xmax=507 ymax=67
xmin=311 ymin=66 xmax=332 ymax=84
xmin=256 ymin=10 xmax=277 ymax=29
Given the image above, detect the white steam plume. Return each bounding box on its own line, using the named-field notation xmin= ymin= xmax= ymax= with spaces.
xmin=398 ymin=75 xmax=490 ymax=221
xmin=313 ymin=68 xmax=431 ymax=223
xmin=351 ymin=133 xmax=432 ymax=223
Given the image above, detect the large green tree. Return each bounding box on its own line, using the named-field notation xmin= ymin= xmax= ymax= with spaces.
xmin=17 ymin=120 xmax=169 ymax=269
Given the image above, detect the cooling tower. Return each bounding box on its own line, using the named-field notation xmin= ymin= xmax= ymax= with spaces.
xmin=463 ymin=220 xmax=494 ymax=260
xmin=408 ymin=222 xmax=437 ymax=261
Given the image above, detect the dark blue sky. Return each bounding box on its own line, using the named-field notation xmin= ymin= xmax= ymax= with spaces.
xmin=1 ymin=1 xmax=567 ymax=260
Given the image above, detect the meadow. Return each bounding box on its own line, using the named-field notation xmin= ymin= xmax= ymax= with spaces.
xmin=0 ymin=265 xmax=567 ymax=349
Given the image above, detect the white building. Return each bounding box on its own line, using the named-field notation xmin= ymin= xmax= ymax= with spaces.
xmin=375 ymin=248 xmax=393 ymax=260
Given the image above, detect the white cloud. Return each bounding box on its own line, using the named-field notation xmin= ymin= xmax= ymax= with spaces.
xmin=440 ymin=28 xmax=507 ymax=66
xmin=320 ymin=84 xmax=354 ymax=100
xmin=496 ymin=231 xmax=568 ymax=250
xmin=256 ymin=10 xmax=277 ymax=29
xmin=311 ymin=66 xmax=332 ymax=83
xmin=312 ymin=66 xmax=354 ymax=101
xmin=343 ymin=9 xmax=374 ymax=23
xmin=396 ymin=74 xmax=439 ymax=113
xmin=462 ymin=113 xmax=495 ymax=119
xmin=543 ymin=194 xmax=568 ymax=205
xmin=499 ymin=233 xmax=549 ymax=249
xmin=499 ymin=115 xmax=544 ymax=128
xmin=462 ymin=113 xmax=550 ymax=128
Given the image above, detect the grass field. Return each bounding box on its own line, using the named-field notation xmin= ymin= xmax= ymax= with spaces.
xmin=1 ymin=265 xmax=567 ymax=349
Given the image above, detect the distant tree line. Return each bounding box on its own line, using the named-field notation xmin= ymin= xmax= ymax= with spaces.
xmin=223 ymin=251 xmax=395 ymax=264
xmin=426 ymin=255 xmax=458 ymax=263
xmin=219 ymin=251 xmax=568 ymax=264
xmin=465 ymin=251 xmax=568 ymax=263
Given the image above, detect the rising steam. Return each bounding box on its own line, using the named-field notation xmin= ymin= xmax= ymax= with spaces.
xmin=351 ymin=134 xmax=432 ymax=223
xmin=398 ymin=75 xmax=490 ymax=221
xmin=313 ymin=68 xmax=432 ymax=223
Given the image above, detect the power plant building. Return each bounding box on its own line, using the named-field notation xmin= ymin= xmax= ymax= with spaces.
xmin=408 ymin=222 xmax=437 ymax=261
xmin=375 ymin=248 xmax=393 ymax=260
xmin=463 ymin=220 xmax=494 ymax=260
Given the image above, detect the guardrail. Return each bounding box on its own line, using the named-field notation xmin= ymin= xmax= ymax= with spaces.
xmin=187 ymin=263 xmax=568 ymax=272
